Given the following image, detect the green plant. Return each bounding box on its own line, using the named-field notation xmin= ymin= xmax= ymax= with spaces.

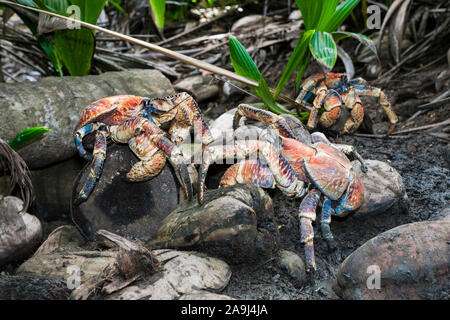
xmin=7 ymin=127 xmax=51 ymax=150
xmin=229 ymin=0 xmax=377 ymax=120
xmin=4 ymin=0 xmax=112 ymax=76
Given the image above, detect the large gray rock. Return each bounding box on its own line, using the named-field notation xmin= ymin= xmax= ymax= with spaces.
xmin=333 ymin=221 xmax=450 ymax=300
xmin=147 ymin=185 xmax=280 ymax=264
xmin=0 ymin=70 xmax=174 ymax=169
xmin=0 ymin=196 xmax=42 ymax=265
xmin=71 ymin=144 xmax=183 ymax=242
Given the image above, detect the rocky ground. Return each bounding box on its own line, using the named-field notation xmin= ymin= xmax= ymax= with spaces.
xmin=0 ymin=69 xmax=448 ymax=300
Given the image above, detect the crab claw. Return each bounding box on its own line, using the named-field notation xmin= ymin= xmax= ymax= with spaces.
xmin=168 ymin=157 xmax=193 ymax=201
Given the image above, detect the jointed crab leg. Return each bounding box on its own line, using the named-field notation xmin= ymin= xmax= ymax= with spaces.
xmin=340 ymin=88 xmax=365 ymax=135
xmin=148 ymin=92 xmax=214 ymax=145
xmin=76 ymin=126 xmax=108 ymax=203
xmin=198 ymin=140 xmax=306 ymax=204
xmin=110 ymin=116 xmax=193 ymax=200
xmin=74 ymin=123 xmax=102 ymax=161
xmin=298 ymin=188 xmax=321 ymax=271
xmin=233 ymin=104 xmax=297 ymax=139
xmin=320 ymin=198 xmax=337 ymax=250
xmin=353 ymin=85 xmax=398 ymax=135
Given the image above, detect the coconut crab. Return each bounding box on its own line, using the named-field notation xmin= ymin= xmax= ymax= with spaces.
xmin=296 ymin=72 xmax=398 ymax=135
xmin=73 ymin=92 xmax=213 ymax=204
xmin=197 ymin=104 xmax=368 ymax=271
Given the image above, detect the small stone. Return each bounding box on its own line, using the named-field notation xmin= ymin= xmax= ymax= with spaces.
xmin=278 ymin=250 xmax=306 ymax=286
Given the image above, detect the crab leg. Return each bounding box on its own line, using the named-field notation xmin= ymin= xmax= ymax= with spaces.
xmin=233 ymin=104 xmax=296 ymax=139
xmin=318 ymin=90 xmax=342 ymax=129
xmin=219 ymin=159 xmax=276 ymax=189
xmin=353 ymin=85 xmax=398 ymax=135
xmin=198 ymin=140 xmax=306 ymax=204
xmin=145 ymin=92 xmax=214 ymax=145
xmin=296 ymin=73 xmax=326 ymax=105
xmin=306 ymin=84 xmax=327 ymax=130
xmin=75 ymin=125 xmax=108 ymax=204
xmin=298 ymin=188 xmax=321 ymax=271
xmin=74 ymin=123 xmax=103 ymax=161
xmin=110 ymin=117 xmax=193 ymax=200
xmin=339 ymin=88 xmax=365 ymax=134
xmin=320 ymin=198 xmax=337 ymax=250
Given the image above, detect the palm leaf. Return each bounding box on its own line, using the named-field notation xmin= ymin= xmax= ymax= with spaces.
xmin=325 ymin=0 xmax=361 ymax=32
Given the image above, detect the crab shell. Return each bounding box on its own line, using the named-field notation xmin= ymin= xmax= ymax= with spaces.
xmin=283 ymin=138 xmax=364 ymax=207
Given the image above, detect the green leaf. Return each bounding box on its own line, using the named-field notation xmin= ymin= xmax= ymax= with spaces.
xmin=274 ymin=29 xmax=314 ymax=98
xmin=333 ymin=31 xmax=378 ymax=57
xmin=54 ymin=28 xmax=94 ymax=76
xmin=149 ymin=0 xmax=165 ymax=29
xmin=8 ymin=127 xmax=51 ymax=150
xmin=295 ymin=51 xmax=311 ymax=93
xmin=38 ymin=36 xmax=63 ymax=76
xmin=325 ymin=0 xmax=361 ymax=32
xmin=229 ymin=36 xmax=289 ymax=115
xmin=295 ymin=0 xmax=323 ymax=30
xmin=309 ymin=31 xmax=337 ymax=70
xmin=229 ymin=35 xmax=261 ymax=82
xmin=316 ymin=0 xmax=340 ymax=31
xmin=71 ymin=0 xmax=107 ymax=25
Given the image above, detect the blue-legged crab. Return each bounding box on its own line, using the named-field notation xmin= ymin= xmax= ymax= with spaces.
xmin=198 ymin=104 xmax=368 ymax=271
xmin=73 ymin=92 xmax=213 ymax=204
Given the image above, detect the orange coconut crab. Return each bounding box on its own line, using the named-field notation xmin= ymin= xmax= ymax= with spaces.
xmin=198 ymin=104 xmax=368 ymax=271
xmin=73 ymin=92 xmax=213 ymax=204
xmin=296 ymin=72 xmax=398 ymax=135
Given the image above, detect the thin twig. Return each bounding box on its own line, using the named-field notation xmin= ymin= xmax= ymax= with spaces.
xmin=391 ymin=118 xmax=450 ymax=135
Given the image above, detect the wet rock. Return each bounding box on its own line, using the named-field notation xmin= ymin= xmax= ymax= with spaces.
xmin=179 ymin=290 xmax=235 ymax=300
xmin=147 ymin=185 xmax=280 ymax=264
xmin=0 ymin=196 xmax=42 ymax=265
xmin=107 ymin=250 xmax=231 ymax=300
xmin=333 ymin=221 xmax=450 ymax=300
xmin=352 ymin=160 xmax=409 ymax=217
xmin=0 ymin=275 xmax=71 ymax=300
xmin=0 ymin=70 xmax=174 ymax=169
xmin=31 ymin=157 xmax=85 ymax=221
xmin=71 ymin=144 xmax=182 ymax=242
xmin=174 ymin=75 xmax=219 ymax=102
xmin=33 ymin=225 xmax=86 ymax=256
xmin=278 ymin=250 xmax=306 ymax=286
